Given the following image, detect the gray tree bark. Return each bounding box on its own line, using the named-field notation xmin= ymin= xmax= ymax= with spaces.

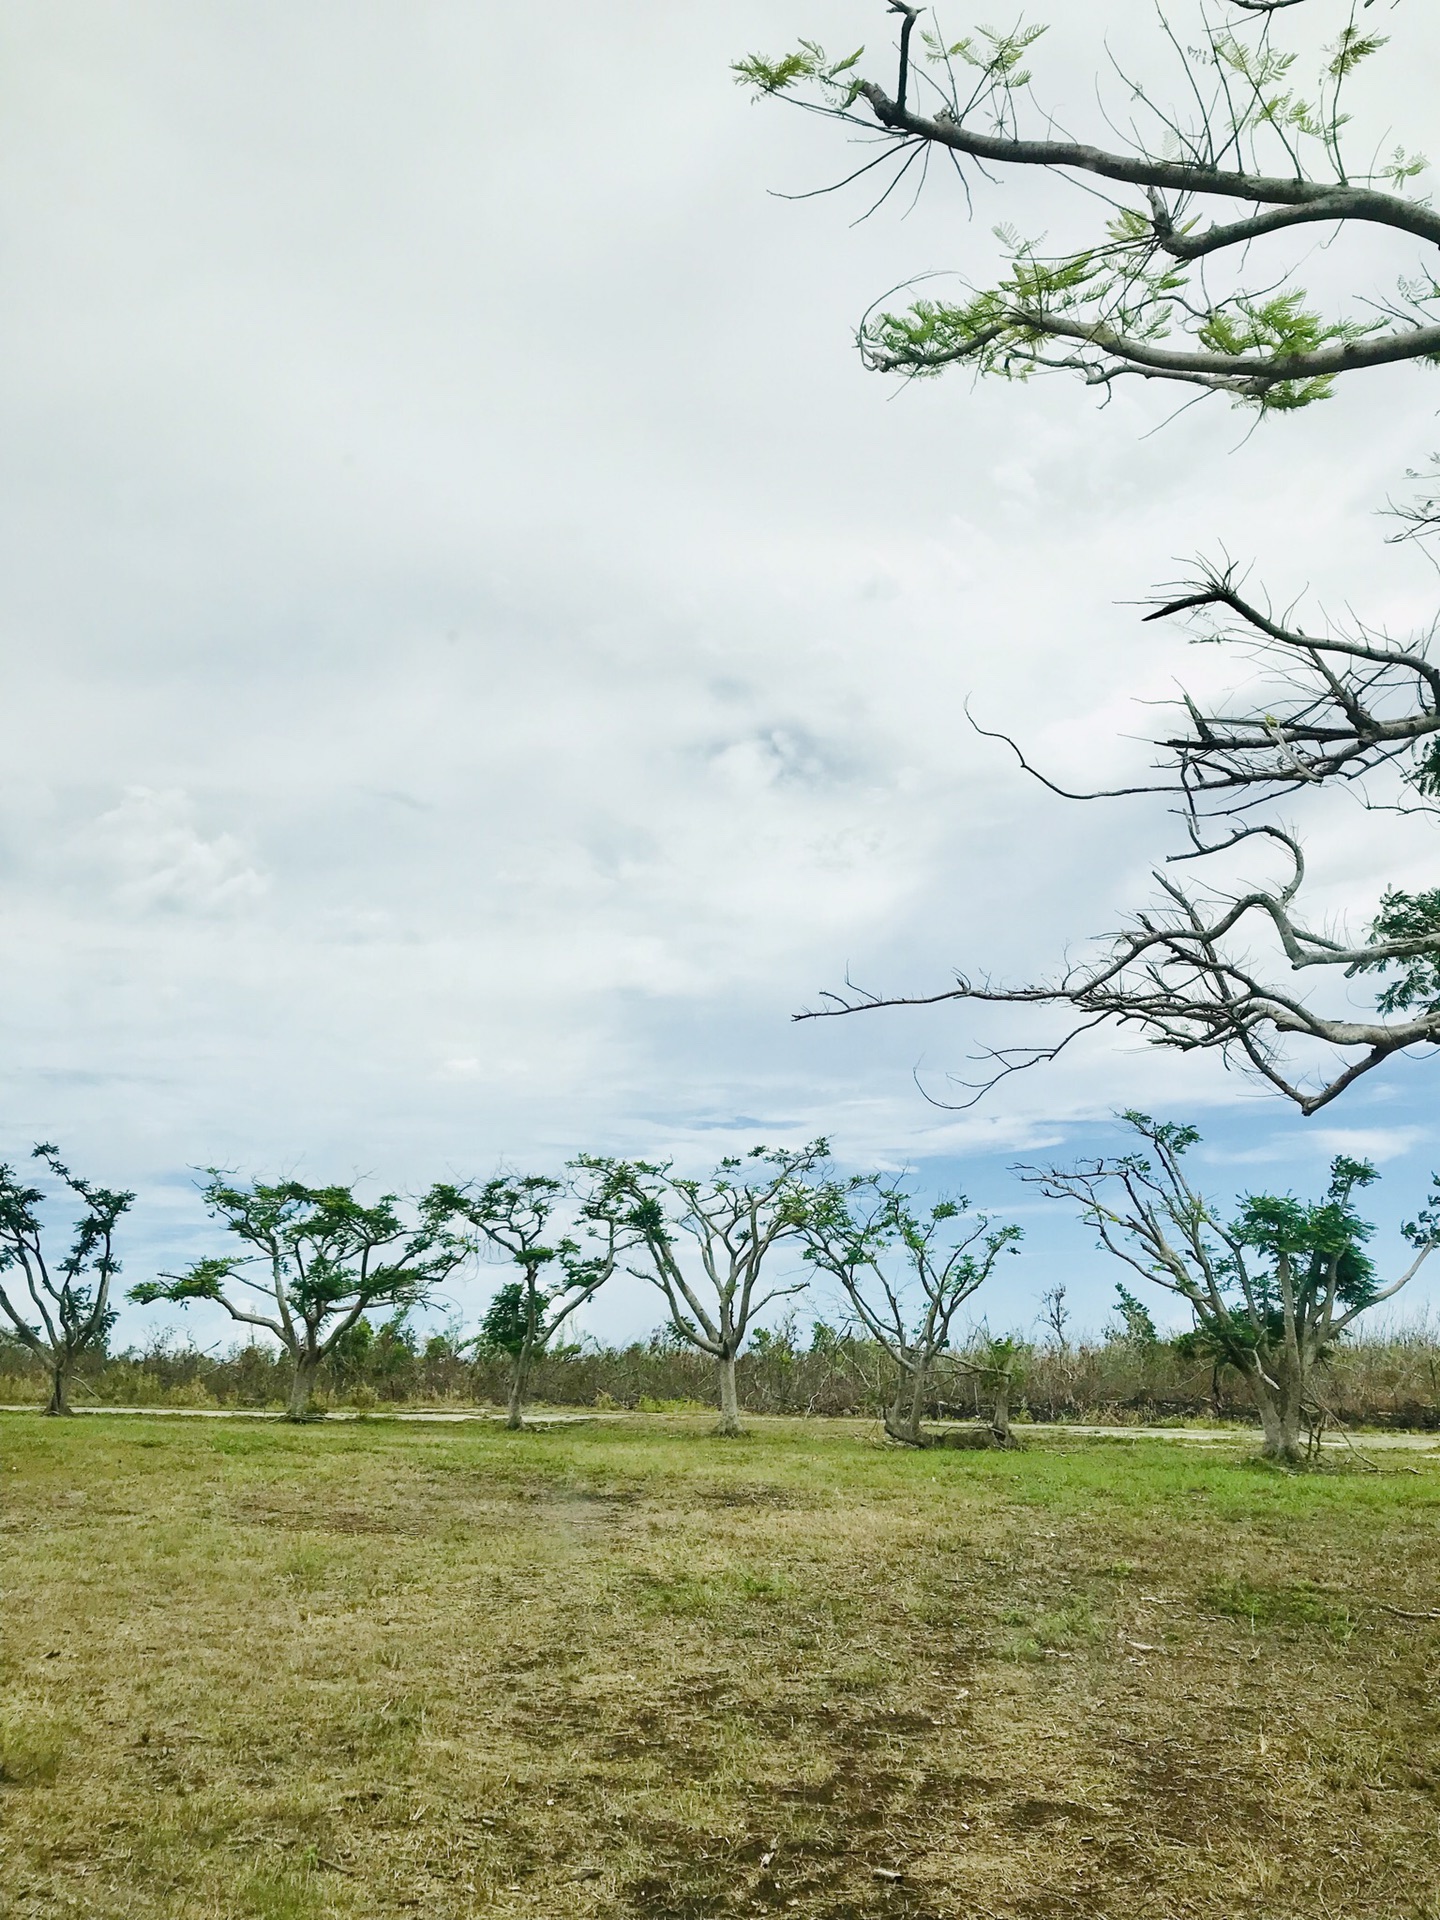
xmin=286 ymin=1356 xmax=320 ymax=1421
xmin=884 ymin=1360 xmax=927 ymax=1446
xmin=1249 ymin=1362 xmax=1306 ymax=1465
xmin=989 ymin=1373 xmax=1014 ymax=1447
xmin=716 ymin=1351 xmax=742 ymax=1436
xmin=45 ymin=1363 xmax=73 ymax=1417
xmin=506 ymin=1345 xmax=533 ymax=1431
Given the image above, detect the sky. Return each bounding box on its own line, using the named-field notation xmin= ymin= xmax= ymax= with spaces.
xmin=3 ymin=0 xmax=1440 ymax=1351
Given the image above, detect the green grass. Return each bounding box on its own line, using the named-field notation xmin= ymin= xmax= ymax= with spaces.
xmin=1203 ymin=1574 xmax=1359 ymax=1639
xmin=0 ymin=1714 xmax=70 ymax=1788
xmin=1 ymin=1413 xmax=1439 ymax=1918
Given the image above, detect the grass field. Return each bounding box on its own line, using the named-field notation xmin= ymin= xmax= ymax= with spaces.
xmin=2 ymin=1414 xmax=1439 ymax=1920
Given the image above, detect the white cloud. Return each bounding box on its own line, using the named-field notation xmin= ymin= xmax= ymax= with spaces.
xmin=1198 ymin=1123 xmax=1435 ymax=1170
xmin=1223 ymin=1127 xmax=1434 ymax=1171
xmin=1309 ymin=1129 xmax=1434 ymax=1168
xmin=88 ymin=786 xmax=268 ymax=914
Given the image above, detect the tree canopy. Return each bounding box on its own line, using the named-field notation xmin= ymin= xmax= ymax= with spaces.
xmin=1021 ymin=1111 xmax=1440 ymax=1458
xmin=131 ymin=1176 xmax=465 ymax=1419
xmin=0 ymin=1145 xmax=132 ymax=1415
xmin=434 ymin=1170 xmax=632 ymax=1429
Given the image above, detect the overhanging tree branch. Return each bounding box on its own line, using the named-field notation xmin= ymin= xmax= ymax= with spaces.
xmin=798 ymin=823 xmax=1440 ymax=1115
xmin=738 ymin=5 xmax=1438 ymax=411
xmin=745 ymin=5 xmax=1439 ymax=1115
xmin=1139 ymin=562 xmax=1440 ymax=806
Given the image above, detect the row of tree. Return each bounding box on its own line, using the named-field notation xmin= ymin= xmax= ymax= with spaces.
xmin=14 ymin=1304 xmax=1440 ymax=1429
xmin=4 ymin=1122 xmax=1436 ymax=1460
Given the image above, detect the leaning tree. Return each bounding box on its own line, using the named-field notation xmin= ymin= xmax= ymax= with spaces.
xmin=0 ymin=1145 xmax=133 ymax=1415
xmin=582 ymin=1143 xmax=827 ymax=1435
xmin=800 ymin=1173 xmax=1021 ymax=1444
xmin=433 ymin=1170 xmax=633 ymax=1430
xmin=131 ymin=1176 xmax=466 ymax=1420
xmin=1021 ymin=1111 xmax=1440 ymax=1461
xmin=740 ymin=0 xmax=1440 ymax=1112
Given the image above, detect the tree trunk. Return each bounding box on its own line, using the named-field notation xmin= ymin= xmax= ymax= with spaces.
xmin=1255 ymin=1396 xmax=1305 ymax=1464
xmin=1268 ymin=1387 xmax=1305 ymax=1464
xmin=45 ymin=1363 xmax=73 ymax=1417
xmin=286 ymin=1356 xmax=320 ymax=1422
xmin=715 ymin=1351 xmax=743 ymax=1436
xmin=506 ymin=1345 xmax=533 ymax=1431
xmin=1248 ymin=1359 xmax=1305 ymax=1464
xmin=989 ymin=1373 xmax=1013 ymax=1446
xmin=884 ymin=1358 xmax=926 ymax=1446
xmin=905 ymin=1357 xmax=928 ymax=1440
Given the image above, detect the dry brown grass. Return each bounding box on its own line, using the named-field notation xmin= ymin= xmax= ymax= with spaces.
xmin=2 ymin=1412 xmax=1439 ymax=1919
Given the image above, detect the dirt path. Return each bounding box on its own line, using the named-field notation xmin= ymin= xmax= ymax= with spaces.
xmin=0 ymin=1404 xmax=606 ymax=1426
xmin=3 ymin=1405 xmax=1437 ymax=1450
xmin=1024 ymin=1420 xmax=1440 ymax=1452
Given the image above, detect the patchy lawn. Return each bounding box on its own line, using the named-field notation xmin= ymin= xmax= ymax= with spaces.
xmin=2 ymin=1413 xmax=1439 ymax=1919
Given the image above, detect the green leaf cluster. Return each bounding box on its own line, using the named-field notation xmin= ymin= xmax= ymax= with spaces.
xmin=922 ymin=22 xmax=1047 ymax=90
xmin=1348 ymin=886 xmax=1440 ymax=1013
xmin=732 ymin=41 xmax=866 ymax=109
xmin=1232 ymin=1156 xmax=1381 ymax=1317
xmin=1111 ymin=1283 xmax=1160 ymax=1347
xmin=1197 ymin=290 xmax=1378 ymax=408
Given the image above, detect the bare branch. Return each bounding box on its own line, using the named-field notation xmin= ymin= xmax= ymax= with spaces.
xmin=800 ymin=830 xmax=1440 ymax=1115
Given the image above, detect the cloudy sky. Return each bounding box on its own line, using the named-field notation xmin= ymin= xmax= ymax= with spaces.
xmin=4 ymin=0 xmax=1440 ymax=1345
